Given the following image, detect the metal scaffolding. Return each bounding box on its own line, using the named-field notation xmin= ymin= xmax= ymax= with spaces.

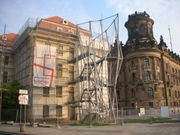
xmin=75 ymin=14 xmax=123 ymax=123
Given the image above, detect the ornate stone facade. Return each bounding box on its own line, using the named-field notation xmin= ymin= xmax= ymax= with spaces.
xmin=117 ymin=12 xmax=180 ymax=108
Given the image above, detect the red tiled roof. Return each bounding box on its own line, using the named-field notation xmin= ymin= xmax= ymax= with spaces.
xmin=44 ymin=16 xmax=77 ymax=28
xmin=41 ymin=16 xmax=89 ymax=36
xmin=0 ymin=33 xmax=18 ymax=48
xmin=0 ymin=33 xmax=18 ymax=41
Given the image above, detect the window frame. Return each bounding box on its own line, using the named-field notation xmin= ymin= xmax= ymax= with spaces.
xmin=3 ymin=71 xmax=8 ymax=83
xmin=43 ymin=105 xmax=49 ymax=117
xmin=57 ymin=64 xmax=63 ymax=77
xmin=147 ymin=87 xmax=154 ymax=98
xmin=43 ymin=87 xmax=50 ymax=97
xmin=56 ymin=105 xmax=62 ymax=117
xmin=144 ymin=58 xmax=150 ymax=67
xmin=57 ymin=45 xmax=63 ymax=56
xmin=132 ymin=72 xmax=136 ymax=80
xmin=56 ymin=86 xmax=62 ymax=97
xmin=145 ymin=71 xmax=151 ymax=81
xmin=4 ymin=55 xmax=9 ymax=65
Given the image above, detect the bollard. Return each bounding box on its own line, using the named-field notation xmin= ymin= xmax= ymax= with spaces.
xmin=20 ymin=124 xmax=26 ymax=132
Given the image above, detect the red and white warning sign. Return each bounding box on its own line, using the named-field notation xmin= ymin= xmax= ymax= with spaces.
xmin=18 ymin=94 xmax=28 ymax=105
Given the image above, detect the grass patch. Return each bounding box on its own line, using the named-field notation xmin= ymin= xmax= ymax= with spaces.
xmin=124 ymin=117 xmax=171 ymax=123
xmin=69 ymin=123 xmax=111 ymax=126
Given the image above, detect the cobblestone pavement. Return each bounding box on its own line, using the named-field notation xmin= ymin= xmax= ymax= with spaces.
xmin=0 ymin=123 xmax=180 ymax=135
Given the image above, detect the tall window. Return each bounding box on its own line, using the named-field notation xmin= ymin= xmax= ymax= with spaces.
xmin=69 ymin=66 xmax=74 ymax=81
xmin=144 ymin=58 xmax=150 ymax=67
xmin=131 ymin=88 xmax=135 ymax=98
xmin=69 ymin=87 xmax=74 ymax=101
xmin=43 ymin=87 xmax=49 ymax=97
xmin=56 ymin=86 xmax=62 ymax=97
xmin=43 ymin=105 xmax=49 ymax=117
xmin=57 ymin=64 xmax=63 ymax=77
xmin=147 ymin=87 xmax=154 ymax=98
xmin=4 ymin=56 xmax=9 ymax=65
xmin=56 ymin=105 xmax=62 ymax=117
xmin=169 ymin=89 xmax=171 ymax=97
xmin=132 ymin=72 xmax=136 ymax=80
xmin=148 ymin=102 xmax=153 ymax=107
xmin=69 ymin=48 xmax=74 ymax=58
xmin=57 ymin=45 xmax=63 ymax=56
xmin=175 ymin=91 xmax=178 ymax=98
xmin=3 ymin=71 xmax=8 ymax=83
xmin=145 ymin=71 xmax=151 ymax=81
xmin=131 ymin=60 xmax=135 ymax=67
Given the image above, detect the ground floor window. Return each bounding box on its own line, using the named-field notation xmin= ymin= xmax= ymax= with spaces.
xmin=56 ymin=105 xmax=62 ymax=117
xmin=43 ymin=105 xmax=49 ymax=117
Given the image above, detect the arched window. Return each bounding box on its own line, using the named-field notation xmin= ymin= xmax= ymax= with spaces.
xmin=175 ymin=91 xmax=177 ymax=98
xmin=131 ymin=60 xmax=135 ymax=67
xmin=144 ymin=58 xmax=150 ymax=67
xmin=145 ymin=71 xmax=151 ymax=81
xmin=147 ymin=87 xmax=154 ymax=98
xmin=132 ymin=72 xmax=136 ymax=80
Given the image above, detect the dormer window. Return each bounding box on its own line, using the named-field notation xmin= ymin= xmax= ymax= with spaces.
xmin=68 ymin=29 xmax=74 ymax=34
xmin=57 ymin=27 xmax=63 ymax=32
xmin=2 ymin=35 xmax=7 ymax=40
xmin=62 ymin=19 xmax=68 ymax=25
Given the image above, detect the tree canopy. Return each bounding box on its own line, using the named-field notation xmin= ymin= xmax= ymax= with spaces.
xmin=2 ymin=80 xmax=23 ymax=109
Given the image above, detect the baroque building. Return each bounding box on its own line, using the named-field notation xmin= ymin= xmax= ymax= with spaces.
xmin=117 ymin=11 xmax=180 ymax=108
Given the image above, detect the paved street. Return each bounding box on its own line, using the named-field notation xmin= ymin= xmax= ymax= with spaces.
xmin=0 ymin=122 xmax=180 ymax=135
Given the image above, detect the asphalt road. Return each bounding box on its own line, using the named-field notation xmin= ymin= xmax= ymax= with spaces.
xmin=0 ymin=123 xmax=180 ymax=135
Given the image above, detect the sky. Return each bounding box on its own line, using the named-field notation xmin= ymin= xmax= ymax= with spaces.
xmin=0 ymin=0 xmax=180 ymax=54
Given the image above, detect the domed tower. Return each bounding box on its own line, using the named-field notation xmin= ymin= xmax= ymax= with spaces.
xmin=117 ymin=11 xmax=167 ymax=108
xmin=125 ymin=11 xmax=156 ymax=45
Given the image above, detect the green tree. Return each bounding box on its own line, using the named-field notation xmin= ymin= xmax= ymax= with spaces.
xmin=2 ymin=80 xmax=23 ymax=109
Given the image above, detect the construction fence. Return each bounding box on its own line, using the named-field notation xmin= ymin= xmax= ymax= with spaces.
xmin=116 ymin=106 xmax=180 ymax=121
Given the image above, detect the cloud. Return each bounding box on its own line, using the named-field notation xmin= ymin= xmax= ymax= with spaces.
xmin=106 ymin=0 xmax=180 ymax=54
